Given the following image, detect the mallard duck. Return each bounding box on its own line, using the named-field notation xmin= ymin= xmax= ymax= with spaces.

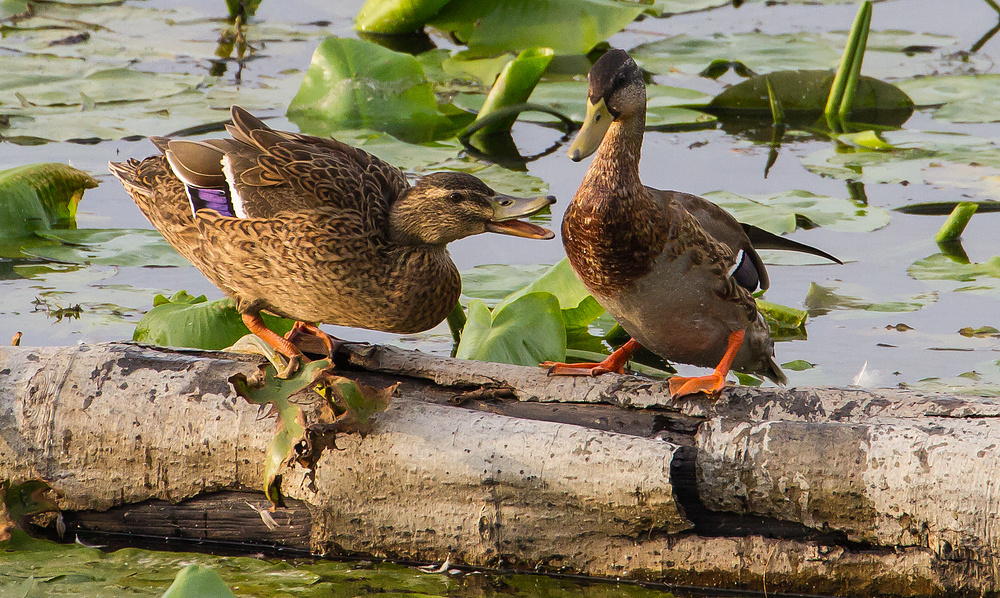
xmin=111 ymin=105 xmax=555 ymax=377
xmin=544 ymin=50 xmax=839 ymax=398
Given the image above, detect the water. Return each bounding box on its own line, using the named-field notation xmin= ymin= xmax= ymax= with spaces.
xmin=1 ymin=1 xmax=999 ymax=388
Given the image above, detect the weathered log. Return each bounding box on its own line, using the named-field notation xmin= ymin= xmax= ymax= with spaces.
xmin=2 ymin=341 xmax=1000 ymax=596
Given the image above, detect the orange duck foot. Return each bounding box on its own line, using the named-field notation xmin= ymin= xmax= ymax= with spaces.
xmin=668 ymin=329 xmax=746 ymax=399
xmin=668 ymin=372 xmax=728 ymax=398
xmin=285 ymin=321 xmax=345 ymax=359
xmin=543 ymin=339 xmax=641 ymax=377
xmin=242 ymin=312 xmax=304 ymax=379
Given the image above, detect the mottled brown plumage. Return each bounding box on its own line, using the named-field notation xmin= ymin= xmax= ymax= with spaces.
xmin=110 ymin=106 xmax=554 ymax=376
xmin=548 ymin=50 xmax=843 ymax=396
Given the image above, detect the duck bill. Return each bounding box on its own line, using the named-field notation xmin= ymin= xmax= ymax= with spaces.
xmin=568 ymin=98 xmax=613 ymax=162
xmin=486 ymin=194 xmax=556 ymax=240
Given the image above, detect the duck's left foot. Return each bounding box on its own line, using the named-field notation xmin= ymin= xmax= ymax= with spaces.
xmin=668 ymin=373 xmax=727 ymax=398
xmin=668 ymin=329 xmax=746 ymax=400
xmin=285 ymin=322 xmax=345 ymax=359
xmin=543 ymin=339 xmax=641 ymax=377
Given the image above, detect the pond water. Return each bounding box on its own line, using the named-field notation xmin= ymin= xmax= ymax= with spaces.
xmin=3 ymin=0 xmax=1000 ymax=394
xmin=2 ymin=0 xmax=1000 ymax=592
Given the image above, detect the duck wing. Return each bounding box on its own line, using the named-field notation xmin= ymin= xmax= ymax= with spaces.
xmin=161 ymin=106 xmax=409 ymax=237
xmin=651 ymin=187 xmax=771 ymax=293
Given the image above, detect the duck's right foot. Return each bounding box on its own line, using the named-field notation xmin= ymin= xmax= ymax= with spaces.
xmin=542 ymin=339 xmax=642 ymax=377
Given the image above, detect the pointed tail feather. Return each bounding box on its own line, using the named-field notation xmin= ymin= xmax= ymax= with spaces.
xmin=741 ymin=223 xmax=842 ymax=264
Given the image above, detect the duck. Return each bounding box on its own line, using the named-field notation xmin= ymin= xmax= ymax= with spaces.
xmin=544 ymin=49 xmax=840 ymax=398
xmin=111 ymin=105 xmax=555 ymax=377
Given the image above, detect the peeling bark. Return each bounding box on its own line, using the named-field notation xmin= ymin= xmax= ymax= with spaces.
xmin=3 ymin=342 xmax=1000 ymax=596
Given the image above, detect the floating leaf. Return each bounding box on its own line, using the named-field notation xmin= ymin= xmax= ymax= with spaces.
xmin=24 ymin=229 xmax=187 ymax=267
xmin=838 ymin=130 xmax=894 ymax=150
xmin=897 ymin=74 xmax=1000 ymax=123
xmin=703 ymin=189 xmax=891 ymax=234
xmin=632 ymin=30 xmax=984 ymax=80
xmin=756 ymin=298 xmax=807 ymax=330
xmin=456 ymin=81 xmax=715 ymax=128
xmin=287 ymin=37 xmax=461 ymax=142
xmin=804 ymin=282 xmax=937 ymax=315
xmin=908 ymin=254 xmax=1000 ymax=283
xmin=493 ymin=259 xmax=604 ymax=329
xmin=959 ymin=326 xmax=1000 ymax=338
xmin=133 ymin=291 xmax=294 ymax=351
xmin=707 ymin=71 xmax=912 ymax=122
xmin=0 ymin=163 xmax=97 ymax=240
xmin=354 ymin=0 xmax=452 ymax=34
xmin=468 ymin=47 xmax=554 ymax=138
xmin=894 ymin=200 xmax=1000 ymax=215
xmin=461 ymin=263 xmax=552 ymax=305
xmin=427 ymin=0 xmax=642 ymax=55
xmin=781 ymin=359 xmax=815 ymax=371
xmin=162 ymin=565 xmax=235 ymax=598
xmin=456 ymin=293 xmax=565 ymax=366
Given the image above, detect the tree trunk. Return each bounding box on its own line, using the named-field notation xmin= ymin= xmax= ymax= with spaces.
xmin=1 ymin=342 xmax=998 ymax=596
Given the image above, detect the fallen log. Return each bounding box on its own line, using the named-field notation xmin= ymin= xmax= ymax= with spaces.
xmin=1 ymin=341 xmax=999 ymax=596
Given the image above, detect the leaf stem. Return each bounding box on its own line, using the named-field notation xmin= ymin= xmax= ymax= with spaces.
xmin=935 ymin=201 xmax=978 ymax=243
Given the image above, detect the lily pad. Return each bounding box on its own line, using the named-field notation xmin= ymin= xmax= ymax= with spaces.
xmin=162 ymin=565 xmax=235 ymax=598
xmin=354 ymin=0 xmax=452 ymax=34
xmin=493 ymin=258 xmax=605 ymax=330
xmin=897 ymin=74 xmax=1000 ymax=123
xmin=456 ymin=81 xmax=715 ymax=128
xmin=455 ymin=293 xmax=565 ymax=366
xmin=703 ymin=189 xmax=891 ymax=234
xmin=706 ymin=70 xmax=912 ymax=122
xmin=427 ymin=0 xmax=643 ymax=55
xmin=133 ymin=291 xmax=295 ymax=351
xmin=804 ymin=282 xmax=937 ymax=315
xmin=24 ymin=229 xmax=187 ymax=267
xmin=468 ymin=47 xmax=554 ymax=138
xmin=908 ymin=253 xmax=1000 ymax=284
xmin=287 ymin=37 xmax=460 ymax=142
xmin=460 ymin=263 xmax=552 ymax=305
xmin=632 ymin=30 xmax=985 ymax=80
xmin=801 ymin=130 xmax=1000 ymax=192
xmin=0 ymin=163 xmax=97 ymax=241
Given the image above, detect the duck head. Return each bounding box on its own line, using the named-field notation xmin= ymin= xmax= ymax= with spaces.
xmin=390 ymin=171 xmax=556 ymax=246
xmin=569 ymin=49 xmax=646 ymax=162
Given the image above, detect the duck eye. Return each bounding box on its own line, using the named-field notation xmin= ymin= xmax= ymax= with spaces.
xmin=449 ymin=192 xmax=462 ymax=201
xmin=616 ymin=73 xmax=627 ymax=86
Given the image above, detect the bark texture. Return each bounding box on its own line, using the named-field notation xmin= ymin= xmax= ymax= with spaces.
xmin=3 ymin=342 xmax=1000 ymax=596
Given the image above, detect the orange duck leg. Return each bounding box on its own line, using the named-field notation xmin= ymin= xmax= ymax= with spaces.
xmin=543 ymin=338 xmax=641 ymax=376
xmin=667 ymin=329 xmax=744 ymax=399
xmin=242 ymin=313 xmax=303 ymax=379
xmin=285 ymin=321 xmax=344 ymax=359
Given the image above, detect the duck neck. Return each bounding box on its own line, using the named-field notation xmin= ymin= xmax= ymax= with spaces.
xmin=577 ymin=111 xmax=646 ymax=209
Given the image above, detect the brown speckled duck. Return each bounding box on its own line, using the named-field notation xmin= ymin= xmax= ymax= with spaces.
xmin=111 ymin=105 xmax=555 ymax=377
xmin=544 ymin=50 xmax=839 ymax=398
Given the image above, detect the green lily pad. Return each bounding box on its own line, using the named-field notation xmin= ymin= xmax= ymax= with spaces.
xmin=707 ymin=71 xmax=912 ymax=121
xmin=162 ymin=565 xmax=235 ymax=598
xmin=455 ymin=293 xmax=565 ymax=366
xmin=803 ymin=282 xmax=937 ymax=316
xmin=287 ymin=37 xmax=461 ymax=142
xmin=133 ymin=291 xmax=295 ymax=351
xmin=632 ymin=30 xmax=984 ymax=80
xmin=908 ymin=253 xmax=1000 ymax=283
xmin=24 ymin=229 xmax=187 ymax=267
xmin=782 ymin=359 xmax=815 ymax=371
xmin=703 ymin=189 xmax=891 ymax=234
xmin=427 ymin=0 xmax=642 ymax=55
xmin=355 ymin=0 xmax=453 ymax=34
xmin=0 ymin=163 xmax=97 ymax=241
xmin=456 ymin=81 xmax=715 ymax=128
xmin=460 ymin=263 xmax=552 ymax=305
xmin=801 ymin=130 xmax=1000 ymax=193
xmin=493 ymin=258 xmax=605 ymax=330
xmin=468 ymin=47 xmax=554 ymax=138
xmin=897 ymin=74 xmax=1000 ymax=123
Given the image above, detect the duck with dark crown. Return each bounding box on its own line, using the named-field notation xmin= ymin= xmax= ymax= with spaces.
xmin=544 ymin=49 xmax=840 ymax=398
xmin=111 ymin=106 xmax=555 ymax=377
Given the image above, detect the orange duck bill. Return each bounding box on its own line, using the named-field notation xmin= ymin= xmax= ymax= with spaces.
xmin=485 ymin=193 xmax=556 ymax=239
